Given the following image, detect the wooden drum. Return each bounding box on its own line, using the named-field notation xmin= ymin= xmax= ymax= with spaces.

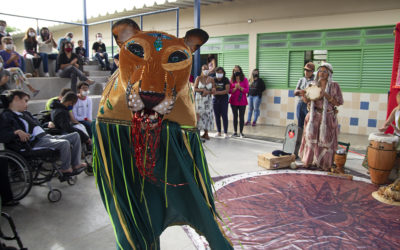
xmin=367 ymin=132 xmax=398 ymax=185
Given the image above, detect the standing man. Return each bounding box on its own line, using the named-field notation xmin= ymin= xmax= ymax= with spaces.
xmin=92 ymin=33 xmax=110 ymax=71
xmin=294 ymin=62 xmax=315 ymax=129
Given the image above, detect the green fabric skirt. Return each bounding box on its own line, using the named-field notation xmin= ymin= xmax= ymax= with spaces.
xmin=92 ymin=120 xmax=233 ymax=250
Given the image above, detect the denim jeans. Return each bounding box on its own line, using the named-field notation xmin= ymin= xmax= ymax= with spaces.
xmin=296 ymin=100 xmax=308 ymax=129
xmin=213 ymin=96 xmax=229 ymax=133
xmin=39 ymin=53 xmax=58 ymax=73
xmin=94 ymin=52 xmax=110 ymax=68
xmin=247 ymin=95 xmax=262 ymax=123
xmin=57 ymin=65 xmax=88 ymax=93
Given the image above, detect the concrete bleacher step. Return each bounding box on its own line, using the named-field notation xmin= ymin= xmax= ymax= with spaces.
xmin=28 ymin=76 xmax=109 ymax=100
xmin=27 ymin=95 xmax=102 ymax=119
xmin=87 ymin=70 xmax=112 ymax=77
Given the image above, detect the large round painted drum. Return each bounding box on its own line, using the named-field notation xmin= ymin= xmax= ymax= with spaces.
xmin=367 ymin=132 xmax=398 ymax=185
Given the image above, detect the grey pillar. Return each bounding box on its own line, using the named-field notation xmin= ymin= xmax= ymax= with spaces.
xmin=82 ymin=0 xmax=89 ymax=57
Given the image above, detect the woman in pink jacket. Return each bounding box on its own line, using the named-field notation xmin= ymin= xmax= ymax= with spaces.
xmin=229 ymin=65 xmax=249 ymax=138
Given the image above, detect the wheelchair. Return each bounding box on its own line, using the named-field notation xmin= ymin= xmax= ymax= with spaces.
xmin=35 ymin=110 xmax=94 ymax=176
xmin=0 ymin=142 xmax=78 ymax=203
xmin=1 ymin=197 xmax=28 ymax=250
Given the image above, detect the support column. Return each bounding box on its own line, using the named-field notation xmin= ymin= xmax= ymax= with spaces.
xmin=110 ymin=21 xmax=114 ymax=57
xmin=82 ymin=0 xmax=89 ymax=58
xmin=193 ymin=0 xmax=201 ymax=78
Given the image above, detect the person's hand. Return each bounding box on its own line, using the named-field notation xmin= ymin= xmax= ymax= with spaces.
xmin=201 ymin=90 xmax=208 ymax=97
xmin=301 ymin=96 xmax=309 ymax=103
xmin=49 ymin=32 xmax=53 ymax=39
xmin=48 ymin=121 xmax=55 ymax=128
xmin=378 ymin=125 xmax=388 ymax=132
xmin=10 ymin=53 xmax=18 ymax=61
xmin=87 ymin=138 xmax=92 ymax=144
xmin=211 ymin=88 xmax=216 ymax=95
xmin=299 ymin=90 xmax=306 ymax=96
xmin=15 ymin=130 xmax=30 ymax=142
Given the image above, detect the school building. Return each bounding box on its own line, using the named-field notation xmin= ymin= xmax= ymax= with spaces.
xmin=12 ymin=0 xmax=400 ymax=135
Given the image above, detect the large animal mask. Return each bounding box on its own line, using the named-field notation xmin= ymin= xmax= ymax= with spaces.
xmin=99 ymin=20 xmax=208 ymax=127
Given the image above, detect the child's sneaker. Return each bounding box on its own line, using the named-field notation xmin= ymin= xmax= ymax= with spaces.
xmin=245 ymin=121 xmax=251 ymax=126
xmin=252 ymin=122 xmax=256 ymax=126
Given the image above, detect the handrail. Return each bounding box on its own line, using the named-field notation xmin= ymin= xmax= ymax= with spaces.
xmin=0 ymin=12 xmax=84 ymax=26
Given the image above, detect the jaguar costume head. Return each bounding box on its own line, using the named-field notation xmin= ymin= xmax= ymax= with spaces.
xmin=99 ymin=19 xmax=208 ymax=127
xmin=97 ymin=19 xmax=208 ymax=178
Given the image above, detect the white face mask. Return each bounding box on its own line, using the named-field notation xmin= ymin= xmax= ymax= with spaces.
xmin=0 ymin=26 xmax=5 ymax=32
xmin=216 ymin=73 xmax=223 ymax=79
xmin=81 ymin=90 xmax=90 ymax=96
xmin=5 ymin=44 xmax=13 ymax=50
xmin=0 ymin=62 xmax=3 ymax=69
xmin=28 ymin=32 xmax=36 ymax=37
xmin=202 ymin=70 xmax=209 ymax=76
xmin=97 ymin=37 xmax=102 ymax=42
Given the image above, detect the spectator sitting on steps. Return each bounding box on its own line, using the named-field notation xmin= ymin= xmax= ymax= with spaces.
xmin=57 ymin=32 xmax=73 ymax=52
xmin=0 ymin=37 xmax=39 ymax=96
xmin=38 ymin=27 xmax=58 ymax=77
xmin=92 ymin=33 xmax=110 ymax=71
xmin=23 ymin=28 xmax=42 ymax=77
xmin=0 ymin=20 xmax=11 ymax=50
xmin=56 ymin=41 xmax=94 ymax=93
xmin=72 ymin=82 xmax=92 ymax=138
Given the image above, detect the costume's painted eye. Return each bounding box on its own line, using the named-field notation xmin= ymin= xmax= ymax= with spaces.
xmin=168 ymin=51 xmax=188 ymax=63
xmin=127 ymin=43 xmax=144 ymax=58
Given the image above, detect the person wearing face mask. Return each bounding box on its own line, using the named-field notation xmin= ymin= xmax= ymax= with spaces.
xmin=194 ymin=64 xmax=216 ymax=140
xmin=246 ymin=69 xmax=266 ymax=126
xmin=72 ymin=82 xmax=93 ymax=138
xmin=23 ymin=28 xmax=42 ymax=77
xmin=57 ymin=32 xmax=74 ymax=51
xmin=0 ymin=37 xmax=40 ymax=96
xmin=92 ymin=33 xmax=110 ymax=71
xmin=229 ymin=65 xmax=249 ymax=138
xmin=38 ymin=27 xmax=58 ymax=77
xmin=213 ymin=67 xmax=230 ymax=138
xmin=56 ymin=41 xmax=95 ymax=93
xmin=50 ymin=91 xmax=91 ymax=146
xmin=0 ymin=20 xmax=10 ymax=50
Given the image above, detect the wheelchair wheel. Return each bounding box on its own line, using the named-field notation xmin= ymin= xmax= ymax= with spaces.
xmin=0 ymin=150 xmax=33 ymax=201
xmin=84 ymin=153 xmax=94 ymax=176
xmin=67 ymin=176 xmax=77 ymax=185
xmin=32 ymin=162 xmax=55 ymax=185
xmin=48 ymin=189 xmax=62 ymax=202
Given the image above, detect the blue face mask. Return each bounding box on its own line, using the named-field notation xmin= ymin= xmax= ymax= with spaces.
xmin=67 ymin=105 xmax=73 ymax=111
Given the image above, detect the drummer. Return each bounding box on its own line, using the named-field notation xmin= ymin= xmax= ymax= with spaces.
xmin=294 ymin=62 xmax=315 ymax=129
xmin=379 ymin=91 xmax=400 ymax=149
xmin=298 ymin=63 xmax=344 ymax=171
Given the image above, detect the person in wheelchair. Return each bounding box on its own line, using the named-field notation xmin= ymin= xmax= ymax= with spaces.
xmin=50 ymin=91 xmax=92 ymax=149
xmin=0 ymin=89 xmax=86 ymax=176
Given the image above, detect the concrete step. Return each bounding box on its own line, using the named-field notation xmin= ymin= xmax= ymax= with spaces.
xmin=27 ymin=95 xmax=102 ymax=119
xmin=27 ymin=76 xmax=108 ymax=100
xmin=86 ymin=70 xmax=111 ymax=77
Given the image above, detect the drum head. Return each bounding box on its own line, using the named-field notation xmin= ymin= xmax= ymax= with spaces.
xmin=305 ymin=85 xmax=322 ymax=101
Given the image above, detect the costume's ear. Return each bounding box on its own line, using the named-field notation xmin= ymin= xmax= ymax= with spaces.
xmin=112 ymin=19 xmax=141 ymax=47
xmin=184 ymin=28 xmax=209 ymax=53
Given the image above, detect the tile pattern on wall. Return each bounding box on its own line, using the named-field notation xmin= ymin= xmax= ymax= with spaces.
xmin=256 ymin=89 xmax=388 ymax=136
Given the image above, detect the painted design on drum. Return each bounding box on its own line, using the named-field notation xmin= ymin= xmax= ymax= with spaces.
xmin=213 ymin=171 xmax=400 ymax=249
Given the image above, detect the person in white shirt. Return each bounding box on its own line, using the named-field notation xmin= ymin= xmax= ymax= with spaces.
xmin=37 ymin=27 xmax=58 ymax=77
xmin=72 ymin=82 xmax=92 ymax=137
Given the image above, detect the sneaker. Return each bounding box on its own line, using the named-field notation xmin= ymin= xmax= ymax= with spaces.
xmin=215 ymin=132 xmax=222 ymax=137
xmin=240 ymin=133 xmax=245 ymax=138
xmin=44 ymin=72 xmax=50 ymax=77
xmin=25 ymin=73 xmax=32 ymax=78
xmin=224 ymin=133 xmax=229 ymax=138
xmin=245 ymin=121 xmax=251 ymax=126
xmin=33 ymin=90 xmax=40 ymax=97
xmin=231 ymin=133 xmax=238 ymax=137
xmin=252 ymin=122 xmax=256 ymax=126
xmin=86 ymin=79 xmax=95 ymax=85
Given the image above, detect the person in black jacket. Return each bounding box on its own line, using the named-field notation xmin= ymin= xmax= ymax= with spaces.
xmin=246 ymin=68 xmax=266 ymax=126
xmin=0 ymin=90 xmax=85 ymax=175
xmin=50 ymin=91 xmax=91 ymax=145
